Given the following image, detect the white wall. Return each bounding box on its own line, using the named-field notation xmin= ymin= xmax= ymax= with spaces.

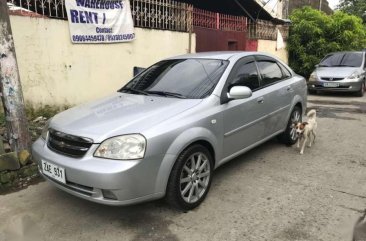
xmin=257 ymin=39 xmax=288 ymax=64
xmin=9 ymin=15 xmax=195 ymax=107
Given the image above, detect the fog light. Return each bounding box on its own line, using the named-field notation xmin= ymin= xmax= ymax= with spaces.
xmin=102 ymin=190 xmax=117 ymax=200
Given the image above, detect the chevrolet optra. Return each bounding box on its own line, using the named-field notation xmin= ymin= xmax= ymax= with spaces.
xmin=32 ymin=52 xmax=307 ymax=210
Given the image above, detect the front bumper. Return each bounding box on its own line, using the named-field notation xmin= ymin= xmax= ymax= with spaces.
xmin=307 ymin=80 xmax=363 ymax=92
xmin=32 ymin=138 xmax=174 ymax=206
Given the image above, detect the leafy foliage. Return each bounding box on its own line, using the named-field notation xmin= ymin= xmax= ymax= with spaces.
xmin=287 ymin=7 xmax=366 ymax=78
xmin=338 ymin=0 xmax=366 ymax=23
xmin=25 ymin=104 xmax=70 ymax=120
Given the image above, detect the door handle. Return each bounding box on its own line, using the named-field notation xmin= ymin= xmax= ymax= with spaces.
xmin=287 ymin=86 xmax=293 ymax=92
xmin=257 ymin=97 xmax=264 ymax=104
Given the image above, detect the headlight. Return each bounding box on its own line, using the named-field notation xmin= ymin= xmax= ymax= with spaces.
xmin=348 ymin=71 xmax=360 ymax=80
xmin=41 ymin=119 xmax=51 ymax=140
xmin=94 ymin=134 xmax=146 ymax=160
xmin=309 ymin=72 xmax=317 ymax=82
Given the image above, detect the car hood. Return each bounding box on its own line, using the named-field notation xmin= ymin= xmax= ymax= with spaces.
xmin=315 ymin=67 xmax=359 ymax=78
xmin=50 ymin=93 xmax=202 ymax=143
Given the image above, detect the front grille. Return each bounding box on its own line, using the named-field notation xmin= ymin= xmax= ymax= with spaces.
xmin=321 ymin=77 xmax=344 ymax=81
xmin=47 ymin=129 xmax=93 ymax=157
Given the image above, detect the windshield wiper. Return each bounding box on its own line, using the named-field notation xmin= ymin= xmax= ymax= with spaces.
xmin=119 ymin=88 xmax=187 ymax=99
xmin=146 ymin=91 xmax=187 ymax=99
xmin=119 ymin=88 xmax=149 ymax=96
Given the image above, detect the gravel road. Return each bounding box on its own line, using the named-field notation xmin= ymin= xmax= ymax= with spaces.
xmin=1 ymin=93 xmax=365 ymax=241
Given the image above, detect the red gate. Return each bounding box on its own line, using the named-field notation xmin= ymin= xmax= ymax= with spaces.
xmin=193 ymin=8 xmax=254 ymax=52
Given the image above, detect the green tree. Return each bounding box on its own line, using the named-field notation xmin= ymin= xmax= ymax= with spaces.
xmin=287 ymin=7 xmax=366 ymax=78
xmin=338 ymin=0 xmax=366 ymax=23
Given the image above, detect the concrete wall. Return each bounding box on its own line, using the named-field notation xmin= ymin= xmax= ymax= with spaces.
xmin=257 ymin=39 xmax=288 ymax=64
xmin=9 ymin=15 xmax=195 ymax=107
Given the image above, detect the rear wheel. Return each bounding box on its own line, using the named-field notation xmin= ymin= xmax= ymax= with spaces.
xmin=166 ymin=145 xmax=213 ymax=210
xmin=278 ymin=106 xmax=302 ymax=145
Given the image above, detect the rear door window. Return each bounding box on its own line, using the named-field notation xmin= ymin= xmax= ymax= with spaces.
xmin=278 ymin=63 xmax=292 ymax=79
xmin=256 ymin=61 xmax=283 ymax=87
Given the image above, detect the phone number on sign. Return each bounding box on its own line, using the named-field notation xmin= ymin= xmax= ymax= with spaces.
xmin=72 ymin=33 xmax=135 ymax=42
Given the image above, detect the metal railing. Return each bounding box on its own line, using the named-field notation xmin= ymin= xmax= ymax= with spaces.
xmin=193 ymin=8 xmax=247 ymax=32
xmin=7 ymin=0 xmax=66 ymax=18
xmin=7 ymin=0 xmax=193 ymax=32
xmin=7 ymin=0 xmax=288 ymax=38
xmin=131 ymin=0 xmax=192 ymax=32
xmin=248 ymin=20 xmax=289 ymax=40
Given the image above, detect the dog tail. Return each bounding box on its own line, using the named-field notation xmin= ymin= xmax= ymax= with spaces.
xmin=307 ymin=109 xmax=316 ymax=118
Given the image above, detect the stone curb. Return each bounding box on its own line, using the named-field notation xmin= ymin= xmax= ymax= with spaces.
xmin=0 ymin=163 xmax=39 ymax=191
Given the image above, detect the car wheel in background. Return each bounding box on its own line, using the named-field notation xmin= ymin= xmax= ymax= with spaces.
xmin=166 ymin=145 xmax=213 ymax=210
xmin=278 ymin=106 xmax=302 ymax=145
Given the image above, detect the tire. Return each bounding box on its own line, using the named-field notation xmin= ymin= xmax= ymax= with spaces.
xmin=278 ymin=106 xmax=302 ymax=145
xmin=356 ymin=82 xmax=365 ymax=97
xmin=166 ymin=144 xmax=213 ymax=210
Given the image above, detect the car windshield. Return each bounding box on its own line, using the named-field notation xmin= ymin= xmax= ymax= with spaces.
xmin=319 ymin=52 xmax=363 ymax=67
xmin=120 ymin=59 xmax=229 ymax=99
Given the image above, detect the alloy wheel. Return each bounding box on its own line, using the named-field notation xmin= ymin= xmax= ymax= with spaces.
xmin=290 ymin=110 xmax=301 ymax=141
xmin=179 ymin=152 xmax=211 ymax=204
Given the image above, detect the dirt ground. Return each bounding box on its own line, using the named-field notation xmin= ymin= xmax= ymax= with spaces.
xmin=0 ymin=93 xmax=365 ymax=241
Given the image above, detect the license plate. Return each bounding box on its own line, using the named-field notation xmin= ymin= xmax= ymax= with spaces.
xmin=323 ymin=82 xmax=339 ymax=87
xmin=41 ymin=160 xmax=66 ymax=184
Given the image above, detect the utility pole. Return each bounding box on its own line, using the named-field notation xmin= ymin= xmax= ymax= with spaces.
xmin=319 ymin=0 xmax=323 ymax=11
xmin=0 ymin=2 xmax=31 ymax=153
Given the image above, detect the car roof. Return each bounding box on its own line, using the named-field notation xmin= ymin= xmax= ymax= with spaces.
xmin=326 ymin=51 xmax=365 ymax=55
xmin=167 ymin=51 xmax=272 ymax=60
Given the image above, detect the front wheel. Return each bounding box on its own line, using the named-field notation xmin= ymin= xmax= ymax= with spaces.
xmin=278 ymin=106 xmax=302 ymax=145
xmin=166 ymin=145 xmax=213 ymax=210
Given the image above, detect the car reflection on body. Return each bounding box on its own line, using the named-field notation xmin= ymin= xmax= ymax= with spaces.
xmin=32 ymin=52 xmax=307 ymax=210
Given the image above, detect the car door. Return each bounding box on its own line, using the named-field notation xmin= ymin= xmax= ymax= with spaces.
xmin=221 ymin=56 xmax=267 ymax=158
xmin=254 ymin=55 xmax=294 ymax=137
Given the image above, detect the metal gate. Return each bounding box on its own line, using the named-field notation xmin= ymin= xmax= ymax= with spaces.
xmin=193 ymin=8 xmax=248 ymax=52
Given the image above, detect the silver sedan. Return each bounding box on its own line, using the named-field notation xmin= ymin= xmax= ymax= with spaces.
xmin=32 ymin=52 xmax=307 ymax=210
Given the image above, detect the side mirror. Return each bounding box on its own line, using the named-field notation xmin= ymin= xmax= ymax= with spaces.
xmin=228 ymin=86 xmax=252 ymax=100
xmin=315 ymin=64 xmax=319 ymax=68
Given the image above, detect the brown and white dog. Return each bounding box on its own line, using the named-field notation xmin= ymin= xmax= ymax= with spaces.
xmin=293 ymin=109 xmax=317 ymax=155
